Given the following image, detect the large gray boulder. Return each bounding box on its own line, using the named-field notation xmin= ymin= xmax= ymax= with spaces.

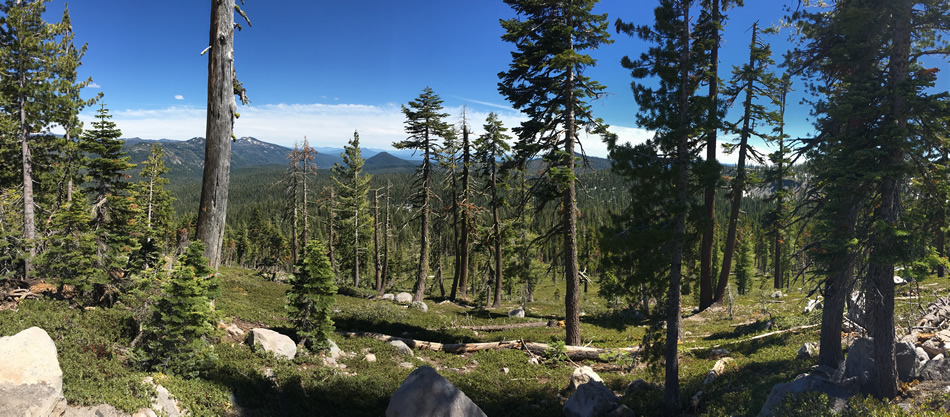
xmin=508 ymin=307 xmax=525 ymax=318
xmin=0 ymin=327 xmax=65 ymax=417
xmin=758 ymin=373 xmax=858 ymax=417
xmin=410 ymin=301 xmax=429 ymax=313
xmin=843 ymin=337 xmax=875 ymax=391
xmin=390 ymin=340 xmax=414 ymax=358
xmin=895 ymin=341 xmax=922 ymax=382
xmin=247 ymin=328 xmax=297 ymax=360
xmin=385 ymin=366 xmax=486 ymax=417
xmin=563 ymin=381 xmax=619 ymax=417
xmin=395 ymin=292 xmax=413 ymax=304
xmin=917 ymin=359 xmax=950 ymax=381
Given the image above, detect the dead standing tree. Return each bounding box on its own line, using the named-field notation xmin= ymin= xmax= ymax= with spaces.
xmin=196 ymin=0 xmax=250 ymax=269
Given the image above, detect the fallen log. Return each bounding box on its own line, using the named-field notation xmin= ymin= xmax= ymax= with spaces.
xmin=337 ymin=331 xmax=640 ymax=362
xmin=450 ymin=321 xmax=551 ymax=332
xmin=687 ymin=324 xmax=820 ymax=352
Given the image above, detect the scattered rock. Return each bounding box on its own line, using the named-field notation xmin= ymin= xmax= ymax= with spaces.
xmin=385 ymin=366 xmax=487 ymax=417
xmin=843 ymin=337 xmax=875 ymax=391
xmin=896 ymin=341 xmax=922 ymax=382
xmin=528 ymin=357 xmax=539 ymax=365
xmin=60 ymin=404 xmax=127 ymax=417
xmin=758 ymin=373 xmax=858 ymax=417
xmin=398 ymin=362 xmax=414 ymax=369
xmin=247 ymin=328 xmax=297 ymax=360
xmin=0 ymin=327 xmax=65 ymax=417
xmin=390 ymin=340 xmax=414 ymax=357
xmin=508 ymin=307 xmax=525 ymax=318
xmin=922 ymin=338 xmax=945 ymax=359
xmin=395 ymin=292 xmax=413 ymax=304
xmin=798 ymin=343 xmax=818 ymax=360
xmin=916 ymin=347 xmax=930 ymax=365
xmin=143 ymin=376 xmax=187 ymax=417
xmin=563 ymin=381 xmax=619 ymax=417
xmin=625 ymin=379 xmax=660 ymax=396
xmin=568 ymin=366 xmax=604 ymax=392
xmin=328 ymin=339 xmax=342 ymax=360
xmin=704 ymin=357 xmax=735 ymax=385
xmin=894 ymin=275 xmax=908 ymax=285
xmin=499 ymin=367 xmax=509 ymax=375
xmin=381 ymin=293 xmax=395 ymax=301
xmin=364 ymin=353 xmax=377 ymax=363
xmin=224 ymin=323 xmax=244 ymax=338
xmin=918 ymin=359 xmax=950 ymax=381
xmin=770 ymin=291 xmax=784 ymax=299
xmin=410 ymin=300 xmax=428 ymax=313
xmin=804 ymin=298 xmax=823 ymax=314
xmin=132 ymin=408 xmax=159 ymax=417
xmin=709 ymin=348 xmax=730 ymax=359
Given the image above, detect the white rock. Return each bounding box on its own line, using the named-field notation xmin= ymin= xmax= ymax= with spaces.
xmin=390 ymin=340 xmax=414 ymax=357
xmin=381 ymin=293 xmax=395 ymax=301
xmin=770 ymin=291 xmax=784 ymax=299
xmin=500 ymin=367 xmax=509 ymax=375
xmin=508 ymin=307 xmax=525 ymax=318
xmin=797 ymin=343 xmax=818 ymax=360
xmin=143 ymin=376 xmax=187 ymax=417
xmin=894 ymin=275 xmax=908 ymax=285
xmin=395 ymin=292 xmax=413 ymax=304
xmin=0 ymin=327 xmax=65 ymax=417
xmin=364 ymin=353 xmax=377 ymax=363
xmin=528 ymin=357 xmax=540 ymax=365
xmin=804 ymin=298 xmax=823 ymax=314
xmin=568 ymin=366 xmax=603 ymax=392
xmin=410 ymin=300 xmax=429 ymax=313
xmin=386 ymin=366 xmax=486 ymax=417
xmin=328 ymin=339 xmax=342 ymax=360
xmin=225 ymin=323 xmax=244 ymax=338
xmin=247 ymin=328 xmax=297 ymax=360
xmin=132 ymin=408 xmax=159 ymax=417
xmin=704 ymin=358 xmax=734 ymax=385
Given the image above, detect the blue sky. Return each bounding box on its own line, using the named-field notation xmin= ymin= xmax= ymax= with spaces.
xmin=41 ymin=0 xmax=948 ymax=162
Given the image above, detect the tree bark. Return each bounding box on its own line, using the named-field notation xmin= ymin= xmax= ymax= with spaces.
xmin=196 ymin=0 xmax=236 ymax=269
xmin=413 ymin=133 xmax=432 ymax=303
xmin=563 ymin=15 xmax=581 ymax=347
xmin=373 ymin=189 xmax=383 ymax=294
xmin=699 ymin=0 xmax=721 ymax=311
xmin=818 ymin=201 xmax=860 ymax=369
xmin=491 ymin=151 xmax=503 ymax=308
xmin=381 ymin=180 xmax=391 ymax=294
xmin=666 ymin=3 xmax=691 ymax=412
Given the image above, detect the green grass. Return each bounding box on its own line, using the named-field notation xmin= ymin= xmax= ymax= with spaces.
xmin=1 ymin=270 xmax=948 ymax=416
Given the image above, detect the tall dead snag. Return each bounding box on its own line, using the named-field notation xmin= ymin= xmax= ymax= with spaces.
xmin=196 ymin=0 xmax=249 ymax=268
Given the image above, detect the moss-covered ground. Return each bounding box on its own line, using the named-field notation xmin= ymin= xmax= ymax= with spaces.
xmin=2 ymin=267 xmax=949 ymax=416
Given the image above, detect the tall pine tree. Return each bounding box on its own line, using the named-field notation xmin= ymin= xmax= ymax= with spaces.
xmin=331 ymin=131 xmax=372 ymax=288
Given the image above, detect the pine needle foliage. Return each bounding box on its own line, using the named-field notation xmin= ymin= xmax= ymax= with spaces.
xmin=134 ymin=242 xmax=219 ymax=379
xmin=287 ymin=239 xmax=337 ymax=351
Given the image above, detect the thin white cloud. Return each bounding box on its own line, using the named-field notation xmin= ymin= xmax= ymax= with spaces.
xmin=174 ymin=95 xmax=184 ymax=100
xmin=86 ymin=82 xmax=101 ymax=89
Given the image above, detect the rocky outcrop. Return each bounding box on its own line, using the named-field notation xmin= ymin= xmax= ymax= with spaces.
xmin=246 ymin=328 xmax=297 ymax=360
xmin=385 ymin=366 xmax=486 ymax=417
xmin=0 ymin=327 xmax=65 ymax=417
xmin=563 ymin=381 xmax=620 ymax=417
xmin=508 ymin=307 xmax=525 ymax=318
xmin=568 ymin=366 xmax=603 ymax=392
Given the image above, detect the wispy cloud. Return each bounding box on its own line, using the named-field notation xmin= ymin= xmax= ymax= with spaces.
xmin=174 ymin=94 xmax=184 ymax=100
xmin=453 ymin=96 xmax=514 ymax=112
xmin=86 ymin=82 xmax=101 ymax=89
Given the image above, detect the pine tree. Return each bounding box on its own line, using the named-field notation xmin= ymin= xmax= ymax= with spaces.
xmin=499 ymin=0 xmax=612 ymax=346
xmin=130 ymin=144 xmax=174 ymax=271
xmin=135 ymin=242 xmax=219 ymax=378
xmin=0 ymin=0 xmax=87 ymax=279
xmin=287 ymin=239 xmax=337 ymax=351
xmin=474 ymin=113 xmax=511 ymax=308
xmin=331 ymin=131 xmax=372 ymax=288
xmin=394 ymin=87 xmax=452 ymax=302
xmin=35 ymin=189 xmax=101 ymax=294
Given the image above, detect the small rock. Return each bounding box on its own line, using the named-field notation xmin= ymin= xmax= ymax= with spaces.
xmin=143 ymin=376 xmax=186 ymax=417
xmin=709 ymin=348 xmax=730 ymax=358
xmin=328 ymin=339 xmax=342 ymax=360
xmin=770 ymin=291 xmax=784 ymax=299
xmin=410 ymin=300 xmax=429 ymax=313
xmin=528 ymin=357 xmax=539 ymax=365
xmin=508 ymin=307 xmax=525 ymax=318
xmin=132 ymin=408 xmax=159 ymax=417
xmin=385 ymin=366 xmax=487 ymax=417
xmin=247 ymin=328 xmax=297 ymax=360
xmin=390 ymin=340 xmax=414 ymax=357
xmin=381 ymin=293 xmax=395 ymax=301
xmin=798 ymin=343 xmax=818 ymax=360
xmin=894 ymin=275 xmax=908 ymax=285
xmin=364 ymin=353 xmax=377 ymax=363
xmin=563 ymin=381 xmax=619 ymax=417
xmin=395 ymin=292 xmax=413 ymax=304
xmin=399 ymin=362 xmax=415 ymax=369
xmin=934 ymin=353 xmax=945 ymax=362
xmin=500 ymin=367 xmax=509 ymax=375
xmin=916 ymin=347 xmax=930 ymax=365
xmin=224 ymin=323 xmax=244 ymax=338
xmin=804 ymin=298 xmax=823 ymax=314
xmin=704 ymin=357 xmax=734 ymax=385
xmin=568 ymin=366 xmax=604 ymax=392
xmin=922 ymin=339 xmax=945 ymax=359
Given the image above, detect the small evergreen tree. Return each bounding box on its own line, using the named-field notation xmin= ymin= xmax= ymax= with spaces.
xmin=735 ymin=229 xmax=754 ymax=295
xmin=287 ymin=239 xmax=337 ymax=351
xmin=35 ymin=190 xmax=101 ymax=294
xmin=135 ymin=242 xmax=219 ymax=378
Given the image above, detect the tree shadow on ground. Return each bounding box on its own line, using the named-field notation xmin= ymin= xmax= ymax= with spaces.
xmin=333 ymin=315 xmax=481 ymax=344
xmin=702 ymin=318 xmax=774 ymax=341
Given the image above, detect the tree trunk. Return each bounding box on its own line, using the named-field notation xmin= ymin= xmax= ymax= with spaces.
xmin=353 ymin=183 xmax=360 ymax=288
xmin=373 ymin=189 xmax=383 ymax=294
xmin=458 ymin=125 xmax=472 ymax=301
xmin=818 ymin=201 xmax=860 ymax=369
xmin=328 ymin=187 xmax=337 ymax=274
xmin=413 ymin=137 xmax=432 ymax=303
xmin=20 ymin=89 xmax=34 ymax=280
xmin=563 ymin=19 xmax=581 ymax=347
xmin=196 ymin=0 xmax=236 ymax=269
xmin=773 ymin=84 xmax=788 ymax=289
xmin=382 ymin=180 xmax=391 ymax=294
xmin=699 ymin=0 xmax=721 ymax=311
xmin=714 ymin=24 xmax=757 ymax=303
xmin=666 ymin=3 xmax=691 ymax=412
xmin=491 ymin=162 xmax=503 ymax=308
